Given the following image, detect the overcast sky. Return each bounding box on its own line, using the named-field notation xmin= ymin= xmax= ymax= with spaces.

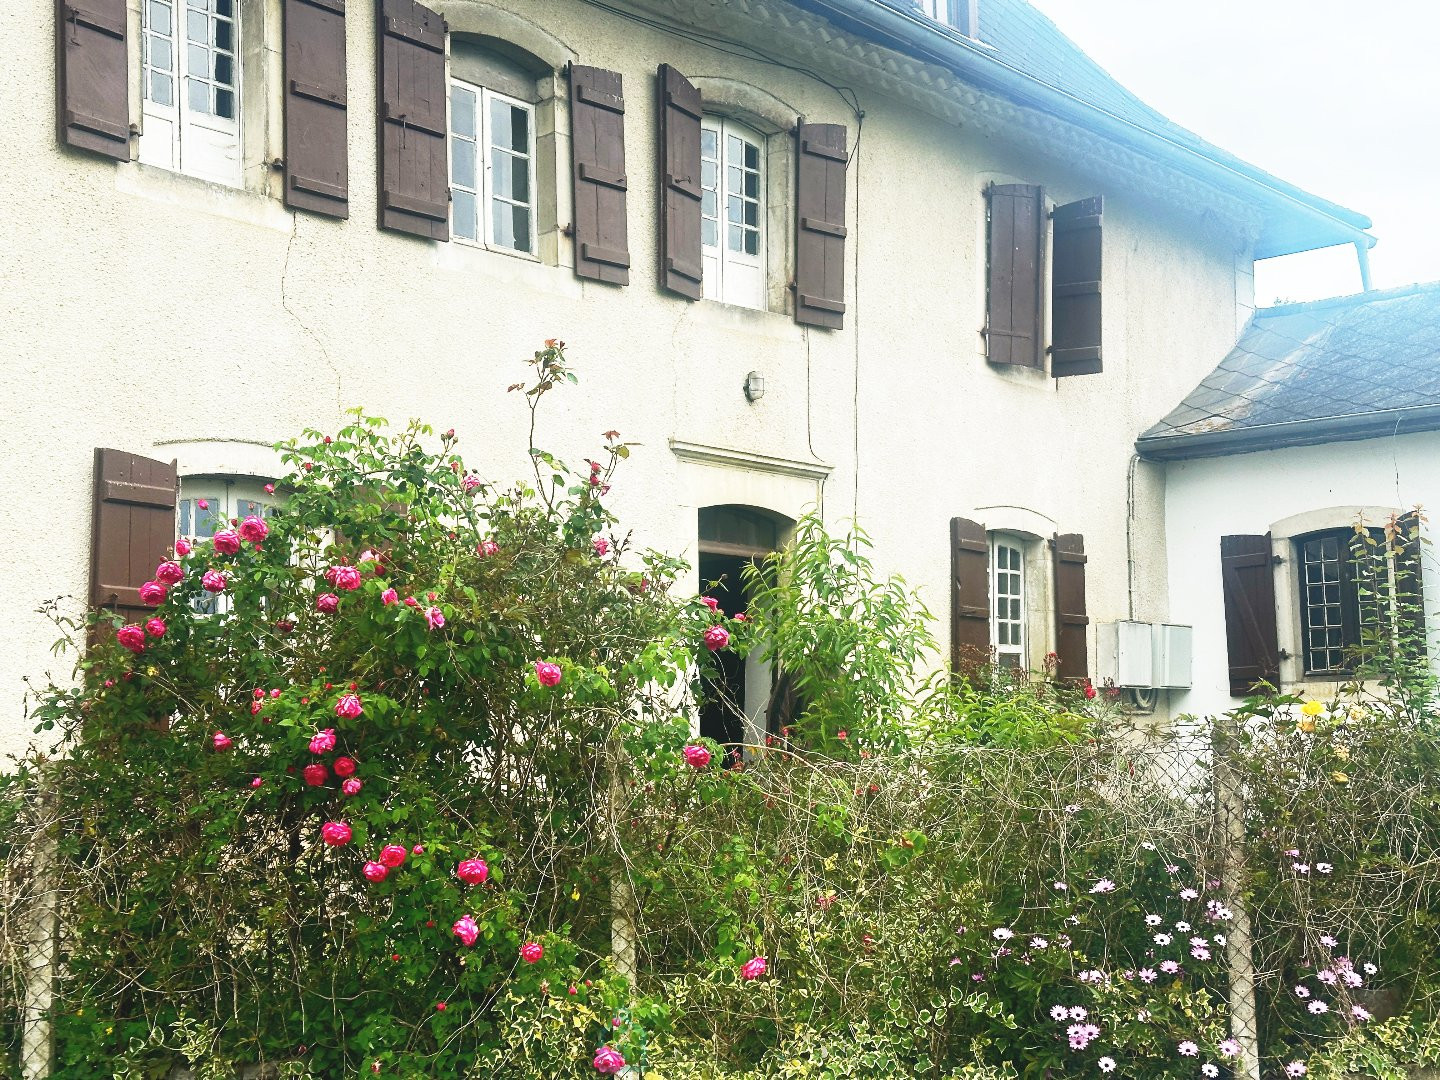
xmin=1026 ymin=0 xmax=1438 ymax=305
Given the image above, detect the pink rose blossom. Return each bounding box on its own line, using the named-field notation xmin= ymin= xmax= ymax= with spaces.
xmin=341 ymin=778 xmax=363 ymax=796
xmin=683 ymin=744 xmax=712 ymax=769
xmin=425 ymin=606 xmax=445 ymax=630
xmin=250 ymin=777 xmax=264 ymax=788
xmin=309 ymin=728 xmax=337 ymax=754
xmin=363 ymin=861 xmax=389 ymax=883
xmin=452 ymin=915 xmax=480 ymax=947
xmin=593 ymin=1047 xmax=626 ymax=1075
xmin=197 ymin=499 xmax=209 ymax=510
xmin=331 ymin=566 xmax=362 ymax=591
xmin=212 ymin=529 xmax=240 ymax=555
xmin=592 ymin=537 xmax=610 ymax=557
xmin=535 ymin=661 xmax=563 ymax=687
xmin=463 ymin=475 xmax=481 ymax=492
xmin=154 ymin=561 xmax=185 ymax=585
xmin=303 ymin=763 xmax=329 ymax=787
xmin=138 ymin=580 xmax=167 ymax=606
xmin=263 ymin=483 xmax=275 ymax=494
xmin=174 ymin=538 xmax=192 ymax=557
xmin=335 ymin=693 xmax=363 ymax=719
xmin=740 ymin=956 xmax=768 ymax=980
xmin=477 ymin=540 xmax=499 ymax=557
xmin=145 ymin=618 xmax=167 ymax=638
xmin=456 ymin=858 xmax=489 ymax=885
xmin=213 ymin=732 xmax=232 ymax=751
xmin=520 ymin=941 xmax=543 ymax=963
xmin=412 ymin=845 xmax=424 ymax=855
xmin=333 ymin=756 xmax=357 ymax=778
xmin=116 ymin=624 xmax=147 ymax=653
xmin=380 ymin=588 xmax=398 ymax=605
xmin=201 ymin=570 xmax=228 ymax=593
xmin=320 ymin=821 xmax=352 ymax=847
xmin=701 ymin=596 xmax=719 ymax=611
xmin=238 ymin=516 xmax=269 ymax=544
xmin=316 ymin=593 xmax=339 ymax=614
xmin=379 ymin=845 xmax=407 ymax=869
xmin=703 ymin=625 xmax=730 ymax=651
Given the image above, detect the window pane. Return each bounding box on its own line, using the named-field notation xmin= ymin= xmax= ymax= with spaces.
xmin=727 ymin=195 xmax=741 ymax=223
xmin=494 ymin=203 xmax=532 ymax=253
xmin=452 ymin=189 xmax=477 ymax=241
xmin=215 ymin=87 xmax=234 ymax=118
xmin=150 ymin=71 xmax=173 ymax=105
xmin=701 ymin=127 xmax=717 ymax=156
xmin=451 ymin=137 xmax=476 ymax=188
xmin=215 ymin=0 xmax=232 ymax=15
xmin=491 ymin=99 xmax=529 ymax=152
xmin=702 ymin=217 xmax=718 ymax=248
xmin=152 ymin=36 xmax=173 ymax=71
xmin=214 ymin=20 xmax=231 ymax=51
xmin=702 ymin=189 xmax=717 ymax=219
xmin=743 ymin=201 xmax=757 ymax=226
xmin=187 ymin=9 xmax=206 ymax=42
xmin=187 ymin=77 xmax=210 ymax=113
xmin=727 ymin=166 xmax=741 ymax=197
xmin=213 ymin=53 xmax=232 ymax=87
xmin=728 ymin=224 xmax=743 ymax=252
xmin=491 ymin=150 xmax=530 ymax=204
xmin=701 ymin=159 xmax=717 ymax=190
xmin=450 ymin=85 xmax=476 ymax=139
xmin=744 ymin=170 xmax=759 ymax=199
xmin=744 ymin=230 xmax=758 ymax=256
xmin=188 ymin=43 xmax=209 ymax=77
xmin=726 ymin=134 xmax=741 ymax=161
xmin=744 ymin=142 xmax=759 ymax=170
xmin=149 ymin=1 xmax=172 ymax=35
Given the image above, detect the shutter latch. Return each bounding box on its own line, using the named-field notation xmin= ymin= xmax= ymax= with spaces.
xmin=1271 ymin=554 xmax=1285 ymax=565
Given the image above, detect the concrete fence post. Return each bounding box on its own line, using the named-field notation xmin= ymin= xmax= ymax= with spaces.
xmin=1212 ymin=716 xmax=1262 ymax=1080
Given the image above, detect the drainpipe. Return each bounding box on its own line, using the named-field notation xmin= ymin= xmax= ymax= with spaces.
xmin=1355 ymin=239 xmax=1374 ymax=292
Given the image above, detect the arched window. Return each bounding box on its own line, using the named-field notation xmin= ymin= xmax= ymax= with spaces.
xmin=700 ymin=117 xmax=766 ymax=309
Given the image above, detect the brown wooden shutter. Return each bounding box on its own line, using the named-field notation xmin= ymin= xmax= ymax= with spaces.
xmin=1396 ymin=512 xmax=1427 ymax=656
xmin=1051 ymin=195 xmax=1103 ymax=377
xmin=1053 ymin=533 xmax=1089 ymax=681
xmin=377 ymin=0 xmax=449 ymax=240
xmin=950 ymin=517 xmax=990 ymax=671
xmin=658 ymin=64 xmax=703 ymax=299
xmin=795 ymin=123 xmax=848 ymax=329
xmin=90 ymin=449 xmax=178 ymax=624
xmin=283 ymin=0 xmax=349 ymax=217
xmin=1220 ymin=534 xmax=1280 ymax=696
xmin=570 ymin=64 xmax=629 ymax=284
xmin=985 ymin=183 xmax=1044 ymax=368
xmin=56 ymin=0 xmax=130 ymax=159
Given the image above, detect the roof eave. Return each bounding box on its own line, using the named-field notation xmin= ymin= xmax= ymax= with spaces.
xmin=1136 ymin=405 xmax=1440 ymax=462
xmin=792 ymin=0 xmax=1372 ymax=255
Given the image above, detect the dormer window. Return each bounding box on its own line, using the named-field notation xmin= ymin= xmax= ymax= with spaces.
xmin=914 ymin=0 xmax=979 ymax=37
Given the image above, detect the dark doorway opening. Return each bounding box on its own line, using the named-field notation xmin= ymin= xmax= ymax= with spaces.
xmin=698 ymin=549 xmax=753 ymax=749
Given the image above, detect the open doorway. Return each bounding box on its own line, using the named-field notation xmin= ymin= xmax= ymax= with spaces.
xmin=696 ymin=505 xmax=792 ymax=754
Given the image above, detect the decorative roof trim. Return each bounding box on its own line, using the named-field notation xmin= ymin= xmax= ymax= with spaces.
xmin=1136 ymin=404 xmax=1440 ymax=462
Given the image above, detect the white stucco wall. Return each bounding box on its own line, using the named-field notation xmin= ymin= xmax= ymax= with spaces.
xmin=1163 ymin=431 xmax=1440 ymax=721
xmin=0 ymin=0 xmax=1256 ymax=756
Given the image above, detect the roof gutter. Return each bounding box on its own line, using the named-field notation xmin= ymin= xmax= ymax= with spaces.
xmin=789 ymin=0 xmax=1372 ymax=254
xmin=1135 ymin=404 xmax=1440 ymax=462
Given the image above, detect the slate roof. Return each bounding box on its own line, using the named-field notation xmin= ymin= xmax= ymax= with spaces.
xmin=1136 ymin=282 xmax=1440 ymax=460
xmin=831 ymin=0 xmax=1372 ymax=255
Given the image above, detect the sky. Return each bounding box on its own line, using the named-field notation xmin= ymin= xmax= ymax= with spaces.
xmin=1026 ymin=0 xmax=1439 ymax=305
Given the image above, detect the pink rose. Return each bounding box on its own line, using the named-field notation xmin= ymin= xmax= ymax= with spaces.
xmin=683 ymin=744 xmax=712 ymax=770
xmin=593 ymin=1047 xmax=626 ymax=1075
xmin=154 ymin=561 xmax=185 ymax=585
xmin=238 ymin=515 xmax=269 ymax=544
xmin=452 ymin=915 xmax=480 ymax=947
xmin=197 ymin=499 xmax=209 ymax=510
xmin=212 ymin=529 xmax=241 ymax=555
xmin=333 ymin=756 xmax=357 ymax=778
xmin=174 ymin=538 xmax=192 ymax=557
xmin=740 ymin=956 xmax=768 ymax=980
xmin=425 ymin=606 xmax=445 ymax=630
xmin=520 ymin=941 xmax=543 ymax=964
xmin=201 ymin=570 xmax=227 ymax=593
xmin=535 ymin=661 xmax=563 ymax=687
xmin=735 ymin=613 xmax=748 ymax=622
xmin=403 ymin=596 xmax=418 ymax=607
xmin=213 ymin=732 xmax=232 ymax=751
xmin=315 ymin=593 xmax=340 ymax=614
xmin=138 ymin=580 xmax=168 ymax=605
xmin=320 ymin=821 xmax=351 ymax=847
xmin=463 ymin=475 xmax=481 ymax=492
xmin=412 ymin=845 xmax=424 ymax=855
xmin=456 ymin=858 xmax=489 ymax=886
xmin=593 ymin=537 xmax=610 ymax=557
xmin=331 ymin=565 xmax=362 ymax=591
xmin=335 ymin=693 xmax=363 ymax=719
xmin=701 ymin=596 xmax=719 ymax=611
xmin=380 ymin=588 xmax=398 ymax=605
xmin=308 ymin=728 xmax=337 ymax=754
xmin=341 ymin=777 xmax=363 ymax=796
xmin=250 ymin=777 xmax=264 ymax=788
xmin=477 ymin=540 xmax=500 ymax=557
xmin=145 ymin=618 xmax=167 ymax=638
xmin=116 ymin=624 xmax=146 ymax=653
xmin=363 ymin=861 xmax=389 ymax=883
xmin=703 ymin=625 xmax=730 ymax=651
xmin=303 ymin=763 xmax=329 ymax=787
xmin=264 ymin=483 xmax=275 ymax=494
xmin=379 ymin=844 xmax=407 ymax=869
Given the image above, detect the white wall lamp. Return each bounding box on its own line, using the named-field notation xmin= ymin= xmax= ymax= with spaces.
xmin=743 ymin=371 xmax=766 ymax=403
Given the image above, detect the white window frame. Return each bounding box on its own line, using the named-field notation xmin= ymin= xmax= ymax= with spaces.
xmin=139 ymin=0 xmax=243 ymax=187
xmin=178 ymin=478 xmax=275 ymax=614
xmin=448 ymin=78 xmax=538 ymax=258
xmin=701 ymin=116 xmax=766 ymax=310
xmin=990 ymin=533 xmax=1027 ymax=669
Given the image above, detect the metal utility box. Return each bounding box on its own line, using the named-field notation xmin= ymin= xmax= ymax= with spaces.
xmin=1152 ymin=623 xmax=1194 ymax=689
xmin=1098 ymin=620 xmax=1154 ymax=688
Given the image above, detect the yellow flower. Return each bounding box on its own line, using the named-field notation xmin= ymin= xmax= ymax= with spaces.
xmin=1334 ymin=745 xmax=1350 ymax=761
xmin=1301 ymin=700 xmax=1325 ymax=717
xmin=1331 ymin=771 xmax=1350 ymax=784
xmin=1298 ymin=718 xmax=1316 ymax=734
